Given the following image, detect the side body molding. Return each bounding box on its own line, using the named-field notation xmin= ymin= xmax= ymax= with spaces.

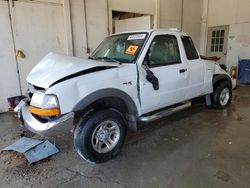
xmin=72 ymin=88 xmax=139 ymax=131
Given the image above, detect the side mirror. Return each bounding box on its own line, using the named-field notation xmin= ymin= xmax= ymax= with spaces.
xmin=142 ymin=65 xmax=159 ymax=91
xmin=143 ymin=53 xmax=151 ymax=67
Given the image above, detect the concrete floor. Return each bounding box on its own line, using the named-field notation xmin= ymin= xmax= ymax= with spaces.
xmin=0 ymin=85 xmax=250 ymax=188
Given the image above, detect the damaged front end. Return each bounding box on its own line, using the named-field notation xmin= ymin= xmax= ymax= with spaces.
xmin=14 ymin=53 xmax=120 ymax=137
xmin=15 ymin=85 xmax=74 ymax=137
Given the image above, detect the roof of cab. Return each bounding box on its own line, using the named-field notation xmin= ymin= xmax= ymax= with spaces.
xmin=112 ymin=28 xmax=188 ymax=37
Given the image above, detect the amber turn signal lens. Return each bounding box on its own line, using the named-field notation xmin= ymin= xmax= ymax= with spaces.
xmin=29 ymin=106 xmax=60 ymax=116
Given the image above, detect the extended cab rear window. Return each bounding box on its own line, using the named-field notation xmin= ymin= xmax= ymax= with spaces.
xmin=181 ymin=36 xmax=199 ymax=60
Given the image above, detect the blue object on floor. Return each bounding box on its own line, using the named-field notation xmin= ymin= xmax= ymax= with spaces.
xmin=2 ymin=137 xmax=59 ymax=164
xmin=24 ymin=140 xmax=59 ymax=164
xmin=2 ymin=137 xmax=43 ymax=153
xmin=238 ymin=59 xmax=250 ymax=84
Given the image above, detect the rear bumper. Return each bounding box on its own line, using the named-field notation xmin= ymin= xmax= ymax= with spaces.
xmin=15 ymin=100 xmax=74 ymax=137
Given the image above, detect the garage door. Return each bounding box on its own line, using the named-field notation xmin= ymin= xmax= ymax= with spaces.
xmin=0 ymin=0 xmax=21 ymax=112
xmin=10 ymin=0 xmax=71 ymax=93
xmin=0 ymin=0 xmax=72 ymax=112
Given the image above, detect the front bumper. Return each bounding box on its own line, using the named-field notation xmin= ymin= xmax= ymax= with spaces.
xmin=15 ymin=100 xmax=74 ymax=137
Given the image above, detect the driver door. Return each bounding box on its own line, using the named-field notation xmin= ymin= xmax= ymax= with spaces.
xmin=140 ymin=34 xmax=189 ymax=114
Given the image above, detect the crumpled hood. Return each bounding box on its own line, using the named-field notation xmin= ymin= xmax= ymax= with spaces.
xmin=27 ymin=52 xmax=117 ymax=89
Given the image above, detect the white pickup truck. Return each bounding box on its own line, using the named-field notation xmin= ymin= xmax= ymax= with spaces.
xmin=16 ymin=29 xmax=234 ymax=163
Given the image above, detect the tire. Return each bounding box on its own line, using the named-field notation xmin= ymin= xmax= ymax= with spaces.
xmin=212 ymin=81 xmax=232 ymax=109
xmin=74 ymin=109 xmax=126 ymax=163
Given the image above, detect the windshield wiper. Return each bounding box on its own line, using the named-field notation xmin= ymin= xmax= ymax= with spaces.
xmin=112 ymin=58 xmax=130 ymax=63
xmin=95 ymin=57 xmax=122 ymax=65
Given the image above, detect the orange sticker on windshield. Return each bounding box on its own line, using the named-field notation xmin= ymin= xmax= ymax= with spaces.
xmin=125 ymin=45 xmax=139 ymax=55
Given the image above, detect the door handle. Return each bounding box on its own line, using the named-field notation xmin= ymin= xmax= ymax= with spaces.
xmin=179 ymin=69 xmax=187 ymax=73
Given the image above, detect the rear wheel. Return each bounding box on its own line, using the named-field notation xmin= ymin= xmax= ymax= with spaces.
xmin=74 ymin=109 xmax=126 ymax=163
xmin=212 ymin=81 xmax=232 ymax=109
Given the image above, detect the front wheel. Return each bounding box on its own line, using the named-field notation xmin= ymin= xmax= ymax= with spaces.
xmin=212 ymin=81 xmax=232 ymax=109
xmin=74 ymin=109 xmax=126 ymax=163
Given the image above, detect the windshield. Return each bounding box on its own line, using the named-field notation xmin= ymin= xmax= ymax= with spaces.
xmin=90 ymin=33 xmax=148 ymax=63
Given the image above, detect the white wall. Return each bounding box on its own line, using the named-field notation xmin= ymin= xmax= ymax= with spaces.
xmin=159 ymin=0 xmax=202 ymax=50
xmin=70 ymin=0 xmax=158 ymax=57
xmin=70 ymin=0 xmax=203 ymax=57
xmin=159 ymin=0 xmax=182 ymax=29
xmin=70 ymin=0 xmax=108 ymax=57
xmin=201 ymin=0 xmax=250 ymax=68
xmin=109 ymin=0 xmax=156 ymax=15
xmin=207 ymin=0 xmax=236 ymax=26
xmin=227 ymin=23 xmax=250 ymax=68
xmin=70 ymin=0 xmax=88 ymax=58
xmin=227 ymin=0 xmax=250 ymax=68
xmin=85 ymin=0 xmax=109 ymax=54
xmin=182 ymin=0 xmax=202 ymax=50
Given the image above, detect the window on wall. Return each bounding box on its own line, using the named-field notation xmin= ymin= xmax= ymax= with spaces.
xmin=181 ymin=36 xmax=199 ymax=60
xmin=211 ymin=30 xmax=225 ymax=52
xmin=147 ymin=35 xmax=181 ymax=67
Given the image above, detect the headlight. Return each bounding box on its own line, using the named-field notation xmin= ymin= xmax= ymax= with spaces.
xmin=30 ymin=92 xmax=44 ymax=108
xmin=30 ymin=93 xmax=60 ymax=116
xmin=41 ymin=95 xmax=59 ymax=109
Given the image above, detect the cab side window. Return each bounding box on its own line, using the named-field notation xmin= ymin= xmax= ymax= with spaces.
xmin=181 ymin=36 xmax=199 ymax=60
xmin=146 ymin=35 xmax=181 ymax=67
